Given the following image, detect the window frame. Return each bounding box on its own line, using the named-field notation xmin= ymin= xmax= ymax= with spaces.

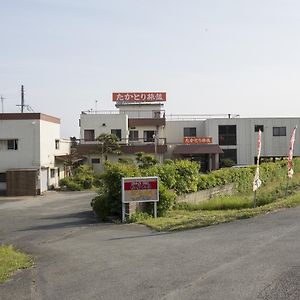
xmin=183 ymin=127 xmax=197 ymax=137
xmin=7 ymin=139 xmax=18 ymax=150
xmin=111 ymin=129 xmax=122 ymax=141
xmin=129 ymin=130 xmax=139 ymax=141
xmin=273 ymin=127 xmax=286 ymax=136
xmin=218 ymin=125 xmax=237 ymax=145
xmin=254 ymin=125 xmax=264 ymax=132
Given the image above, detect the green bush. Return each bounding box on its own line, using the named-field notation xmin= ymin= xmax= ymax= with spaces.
xmin=174 ymin=160 xmax=199 ymax=194
xmin=92 ymin=162 xmax=140 ymax=218
xmin=59 ymin=177 xmax=83 ymax=191
xmin=91 ymin=193 xmax=110 ymax=221
xmin=157 ymin=183 xmax=176 ymax=216
xmin=59 ymin=164 xmax=98 ymax=190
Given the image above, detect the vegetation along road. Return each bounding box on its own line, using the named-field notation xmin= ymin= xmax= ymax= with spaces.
xmin=0 ymin=191 xmax=299 ymax=299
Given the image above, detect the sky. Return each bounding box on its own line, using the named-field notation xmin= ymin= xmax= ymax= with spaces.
xmin=1 ymin=0 xmax=300 ymax=137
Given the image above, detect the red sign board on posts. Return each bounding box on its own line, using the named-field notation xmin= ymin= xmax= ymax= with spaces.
xmin=112 ymin=92 xmax=166 ymax=102
xmin=184 ymin=137 xmax=213 ymax=144
xmin=122 ymin=177 xmax=159 ymax=203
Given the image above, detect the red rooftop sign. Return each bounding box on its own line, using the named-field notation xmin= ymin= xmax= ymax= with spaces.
xmin=112 ymin=92 xmax=166 ymax=102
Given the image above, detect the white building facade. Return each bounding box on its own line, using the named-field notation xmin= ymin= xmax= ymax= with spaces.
xmin=77 ymin=94 xmax=300 ymax=172
xmin=0 ymin=113 xmax=70 ymax=196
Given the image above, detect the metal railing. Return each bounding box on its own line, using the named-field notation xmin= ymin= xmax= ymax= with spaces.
xmin=81 ymin=110 xmax=166 ymax=119
xmin=166 ymin=114 xmax=240 ymax=120
xmin=76 ymin=137 xmax=167 ymax=146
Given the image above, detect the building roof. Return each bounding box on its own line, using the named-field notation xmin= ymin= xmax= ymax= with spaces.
xmin=173 ymin=144 xmax=223 ymax=155
xmin=0 ymin=113 xmax=60 ymax=124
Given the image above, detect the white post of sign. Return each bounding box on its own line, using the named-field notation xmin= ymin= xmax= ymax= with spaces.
xmin=121 ymin=178 xmax=126 ymax=222
xmin=154 ymin=202 xmax=157 ymax=218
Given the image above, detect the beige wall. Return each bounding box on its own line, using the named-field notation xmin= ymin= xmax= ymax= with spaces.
xmin=80 ymin=113 xmax=128 ymax=141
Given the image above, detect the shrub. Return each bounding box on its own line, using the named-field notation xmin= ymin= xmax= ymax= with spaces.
xmin=91 ymin=193 xmax=110 ymax=221
xmin=59 ymin=164 xmax=97 ymax=190
xmin=92 ymin=162 xmax=140 ymax=218
xmin=157 ymin=183 xmax=176 ymax=216
xmin=136 ymin=152 xmax=158 ymax=169
xmin=59 ymin=177 xmax=83 ymax=191
xmin=174 ymin=160 xmax=199 ymax=194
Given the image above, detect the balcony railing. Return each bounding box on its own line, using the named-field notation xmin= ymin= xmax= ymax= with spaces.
xmin=81 ymin=110 xmax=165 ymax=119
xmin=77 ymin=137 xmax=167 ymax=146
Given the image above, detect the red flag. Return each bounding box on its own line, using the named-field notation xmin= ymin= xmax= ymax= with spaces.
xmin=287 ymin=127 xmax=297 ymax=178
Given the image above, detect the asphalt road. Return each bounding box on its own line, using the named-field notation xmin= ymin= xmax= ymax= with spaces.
xmin=0 ymin=191 xmax=299 ymax=300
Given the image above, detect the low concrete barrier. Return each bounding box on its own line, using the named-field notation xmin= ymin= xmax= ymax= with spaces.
xmin=176 ymin=183 xmax=236 ymax=204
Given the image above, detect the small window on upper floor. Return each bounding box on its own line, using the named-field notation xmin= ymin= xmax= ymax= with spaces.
xmin=55 ymin=139 xmax=60 ymax=150
xmin=254 ymin=125 xmax=264 ymax=132
xmin=84 ymin=129 xmax=95 ymax=141
xmin=7 ymin=139 xmax=18 ymax=150
xmin=273 ymin=127 xmax=286 ymax=136
xmin=111 ymin=129 xmax=122 ymax=141
xmin=184 ymin=127 xmax=196 ymax=137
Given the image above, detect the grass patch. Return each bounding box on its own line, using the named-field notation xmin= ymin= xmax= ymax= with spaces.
xmin=139 ymin=191 xmax=300 ymax=231
xmin=0 ymin=245 xmax=33 ymax=284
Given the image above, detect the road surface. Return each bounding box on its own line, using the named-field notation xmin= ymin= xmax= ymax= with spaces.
xmin=0 ymin=191 xmax=299 ymax=299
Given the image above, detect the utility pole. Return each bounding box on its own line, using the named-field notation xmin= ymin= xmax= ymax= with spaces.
xmin=0 ymin=95 xmax=4 ymax=113
xmin=21 ymin=85 xmax=24 ymax=113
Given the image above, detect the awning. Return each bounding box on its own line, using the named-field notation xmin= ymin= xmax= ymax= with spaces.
xmin=173 ymin=144 xmax=223 ymax=155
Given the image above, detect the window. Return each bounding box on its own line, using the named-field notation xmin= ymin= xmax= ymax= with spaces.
xmin=255 ymin=125 xmax=264 ymax=132
xmin=129 ymin=130 xmax=139 ymax=141
xmin=220 ymin=149 xmax=237 ymax=166
xmin=273 ymin=127 xmax=286 ymax=136
xmin=55 ymin=139 xmax=60 ymax=150
xmin=84 ymin=129 xmax=95 ymax=141
xmin=218 ymin=125 xmax=237 ymax=145
xmin=7 ymin=139 xmax=18 ymax=150
xmin=91 ymin=158 xmax=100 ymax=164
xmin=50 ymin=169 xmax=55 ymax=178
xmin=0 ymin=173 xmax=6 ymax=182
xmin=144 ymin=130 xmax=155 ymax=142
xmin=184 ymin=127 xmax=196 ymax=137
xmin=111 ymin=129 xmax=122 ymax=140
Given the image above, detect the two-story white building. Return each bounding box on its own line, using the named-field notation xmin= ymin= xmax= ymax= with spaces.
xmin=77 ymin=92 xmax=300 ymax=173
xmin=77 ymin=93 xmax=168 ymax=172
xmin=0 ymin=113 xmax=70 ymax=196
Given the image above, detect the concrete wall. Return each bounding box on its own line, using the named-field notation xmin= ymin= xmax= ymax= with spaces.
xmin=0 ymin=119 xmax=41 ymax=171
xmin=176 ymin=183 xmax=236 ymax=204
xmin=205 ymin=118 xmax=300 ymax=165
xmin=80 ymin=113 xmax=128 ymax=141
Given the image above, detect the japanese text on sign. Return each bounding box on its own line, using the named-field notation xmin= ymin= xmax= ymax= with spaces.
xmin=184 ymin=137 xmax=213 ymax=144
xmin=122 ymin=177 xmax=159 ymax=203
xmin=112 ymin=92 xmax=166 ymax=102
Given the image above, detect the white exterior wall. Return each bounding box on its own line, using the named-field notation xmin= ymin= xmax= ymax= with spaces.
xmin=165 ymin=120 xmax=206 ymax=144
xmin=0 ymin=116 xmax=70 ymax=192
xmin=0 ymin=119 xmax=41 ymax=172
xmin=118 ymin=104 xmax=163 ymax=118
xmin=80 ymin=114 xmax=128 ymax=141
xmin=205 ymin=118 xmax=300 ymax=165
